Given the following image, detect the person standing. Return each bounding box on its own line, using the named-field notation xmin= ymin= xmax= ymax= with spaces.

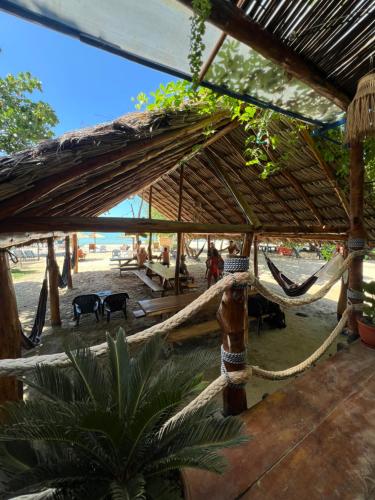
xmin=207 ymin=248 xmax=220 ymax=288
xmin=161 ymin=247 xmax=170 ymax=267
xmin=228 ymin=240 xmax=240 ymax=255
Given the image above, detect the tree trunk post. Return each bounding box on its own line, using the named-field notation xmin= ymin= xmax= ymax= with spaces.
xmin=148 ymin=186 xmax=153 ymax=262
xmin=218 ymin=256 xmax=249 ymax=415
xmin=175 ymin=165 xmax=184 ymax=295
xmin=65 ymin=236 xmax=73 ymax=289
xmin=337 ymin=245 xmax=348 ymax=321
xmin=241 ymin=233 xmax=253 ymax=344
xmin=72 ymin=233 xmax=78 ymax=273
xmin=253 ymin=235 xmax=259 ymax=278
xmin=347 ymin=142 xmax=365 ymax=339
xmin=47 ymin=238 xmax=61 ymax=327
xmin=0 ymin=250 xmax=22 ymax=404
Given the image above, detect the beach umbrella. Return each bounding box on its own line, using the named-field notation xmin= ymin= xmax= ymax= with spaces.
xmin=88 ymin=232 xmax=103 ymax=246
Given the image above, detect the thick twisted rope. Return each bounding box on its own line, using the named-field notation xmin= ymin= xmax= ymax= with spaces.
xmin=0 ymin=251 xmax=364 ymax=377
xmin=161 ymin=368 xmax=252 ymax=430
xmin=162 ymin=308 xmax=350 ymax=425
xmin=252 ymin=308 xmax=349 ymax=379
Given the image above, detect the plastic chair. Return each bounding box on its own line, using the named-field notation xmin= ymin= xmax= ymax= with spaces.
xmin=112 ymin=249 xmax=121 ymax=258
xmin=72 ymin=294 xmax=101 ymax=325
xmin=103 ymin=293 xmax=129 ymax=322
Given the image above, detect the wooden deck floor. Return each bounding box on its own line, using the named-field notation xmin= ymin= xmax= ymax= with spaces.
xmin=184 ymin=341 xmax=375 ymax=499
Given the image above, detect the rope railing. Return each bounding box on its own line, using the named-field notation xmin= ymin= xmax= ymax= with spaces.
xmin=0 ymin=249 xmax=365 ymax=378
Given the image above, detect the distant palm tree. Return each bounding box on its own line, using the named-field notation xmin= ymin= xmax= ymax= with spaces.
xmin=0 ymin=331 xmax=247 ymax=499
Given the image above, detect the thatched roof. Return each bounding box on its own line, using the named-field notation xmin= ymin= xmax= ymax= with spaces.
xmin=0 ymin=107 xmax=374 ymax=241
xmin=242 ymin=0 xmax=374 ymax=100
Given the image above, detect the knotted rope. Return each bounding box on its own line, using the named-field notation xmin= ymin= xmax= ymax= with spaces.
xmin=0 ymin=250 xmax=365 ymax=377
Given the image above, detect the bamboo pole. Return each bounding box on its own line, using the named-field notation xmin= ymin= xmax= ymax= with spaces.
xmin=0 ymin=250 xmax=22 ymax=404
xmin=175 ymin=165 xmax=184 ymax=295
xmin=47 ymin=238 xmax=61 ymax=327
xmin=72 ymin=233 xmax=78 ymax=273
xmin=347 ymin=141 xmax=365 ymax=338
xmin=65 ymin=236 xmax=73 ymax=289
xmin=337 ymin=245 xmax=348 ymax=321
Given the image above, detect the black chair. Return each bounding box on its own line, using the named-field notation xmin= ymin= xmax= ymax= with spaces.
xmin=72 ymin=294 xmax=101 ymax=325
xmin=103 ymin=293 xmax=129 ymax=322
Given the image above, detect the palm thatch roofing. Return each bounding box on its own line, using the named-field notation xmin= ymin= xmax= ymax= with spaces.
xmin=241 ymin=0 xmax=374 ymax=100
xmin=0 ymin=106 xmax=375 ymax=242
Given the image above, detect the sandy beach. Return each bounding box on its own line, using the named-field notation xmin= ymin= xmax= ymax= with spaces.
xmin=12 ymin=248 xmax=375 ymax=408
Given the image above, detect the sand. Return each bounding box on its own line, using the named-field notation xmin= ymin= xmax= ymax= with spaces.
xmin=11 ymin=249 xmax=375 ymax=408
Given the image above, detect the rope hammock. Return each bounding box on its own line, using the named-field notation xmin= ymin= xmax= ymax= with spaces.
xmin=263 ymin=252 xmax=341 ymax=297
xmin=58 ymin=251 xmax=70 ymax=289
xmin=21 ymin=267 xmax=48 ymax=350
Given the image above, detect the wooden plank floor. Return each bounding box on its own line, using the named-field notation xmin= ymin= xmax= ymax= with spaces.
xmin=184 ymin=341 xmax=375 ymax=499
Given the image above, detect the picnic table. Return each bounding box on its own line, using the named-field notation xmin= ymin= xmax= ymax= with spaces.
xmin=110 ymin=256 xmax=138 ymax=275
xmin=144 ymin=261 xmax=186 ymax=289
xmin=137 ymin=291 xmax=201 ymax=318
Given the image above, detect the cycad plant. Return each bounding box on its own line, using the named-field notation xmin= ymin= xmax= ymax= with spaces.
xmin=0 ymin=330 xmax=247 ymax=499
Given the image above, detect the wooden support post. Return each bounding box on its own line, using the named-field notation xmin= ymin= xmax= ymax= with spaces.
xmin=337 ymin=245 xmax=348 ymax=321
xmin=148 ymin=186 xmax=153 ymax=261
xmin=241 ymin=233 xmax=253 ymax=344
xmin=241 ymin=232 xmax=253 ymax=257
xmin=347 ymin=142 xmax=365 ymax=338
xmin=254 ymin=235 xmax=259 ymax=278
xmin=0 ymin=250 xmax=22 ymax=404
xmin=72 ymin=233 xmax=78 ymax=273
xmin=175 ymin=165 xmax=184 ymax=295
xmin=65 ymin=236 xmax=73 ymax=289
xmin=47 ymin=238 xmax=61 ymax=327
xmin=217 ymin=258 xmax=249 ymax=415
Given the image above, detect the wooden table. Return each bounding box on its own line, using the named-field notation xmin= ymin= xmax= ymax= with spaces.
xmin=110 ymin=256 xmax=138 ymax=275
xmin=138 ymin=291 xmax=201 ymax=317
xmin=144 ymin=261 xmax=185 ymax=289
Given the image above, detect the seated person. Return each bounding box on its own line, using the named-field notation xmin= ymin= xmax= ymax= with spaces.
xmin=137 ymin=247 xmax=148 ymax=266
xmin=161 ymin=247 xmax=170 ymax=267
xmin=228 ymin=240 xmax=240 ymax=255
xmin=179 ymin=254 xmax=194 ymax=283
xmin=77 ymin=247 xmax=86 ymax=260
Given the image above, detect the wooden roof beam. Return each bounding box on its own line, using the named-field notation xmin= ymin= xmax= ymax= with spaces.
xmin=207 ymin=150 xmax=261 ymax=227
xmin=221 ymin=138 xmax=301 ymax=225
xmin=300 ymin=130 xmax=350 ymax=220
xmin=178 ymin=0 xmax=351 ymax=110
xmin=0 ymin=216 xmax=347 ymax=235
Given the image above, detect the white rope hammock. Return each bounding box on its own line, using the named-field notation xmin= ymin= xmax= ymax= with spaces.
xmin=0 ymin=250 xmax=364 ymax=378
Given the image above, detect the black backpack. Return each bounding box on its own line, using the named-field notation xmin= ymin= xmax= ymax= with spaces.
xmin=248 ymin=293 xmax=286 ymax=334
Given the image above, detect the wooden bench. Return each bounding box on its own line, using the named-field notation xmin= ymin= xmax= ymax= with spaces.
xmin=137 ymin=291 xmax=201 ymax=318
xmin=133 ymin=309 xmax=146 ymax=319
xmin=133 ymin=270 xmax=164 ymax=294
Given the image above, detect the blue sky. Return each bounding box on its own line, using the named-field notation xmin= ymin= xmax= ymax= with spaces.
xmin=0 ymin=9 xmax=177 ymax=218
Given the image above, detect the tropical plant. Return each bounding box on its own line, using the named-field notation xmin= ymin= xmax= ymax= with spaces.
xmin=0 ymin=330 xmax=247 ymax=499
xmin=320 ymin=243 xmax=335 ymax=261
xmin=363 ymin=281 xmax=375 ymax=324
xmin=0 ymin=71 xmax=58 ymax=154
